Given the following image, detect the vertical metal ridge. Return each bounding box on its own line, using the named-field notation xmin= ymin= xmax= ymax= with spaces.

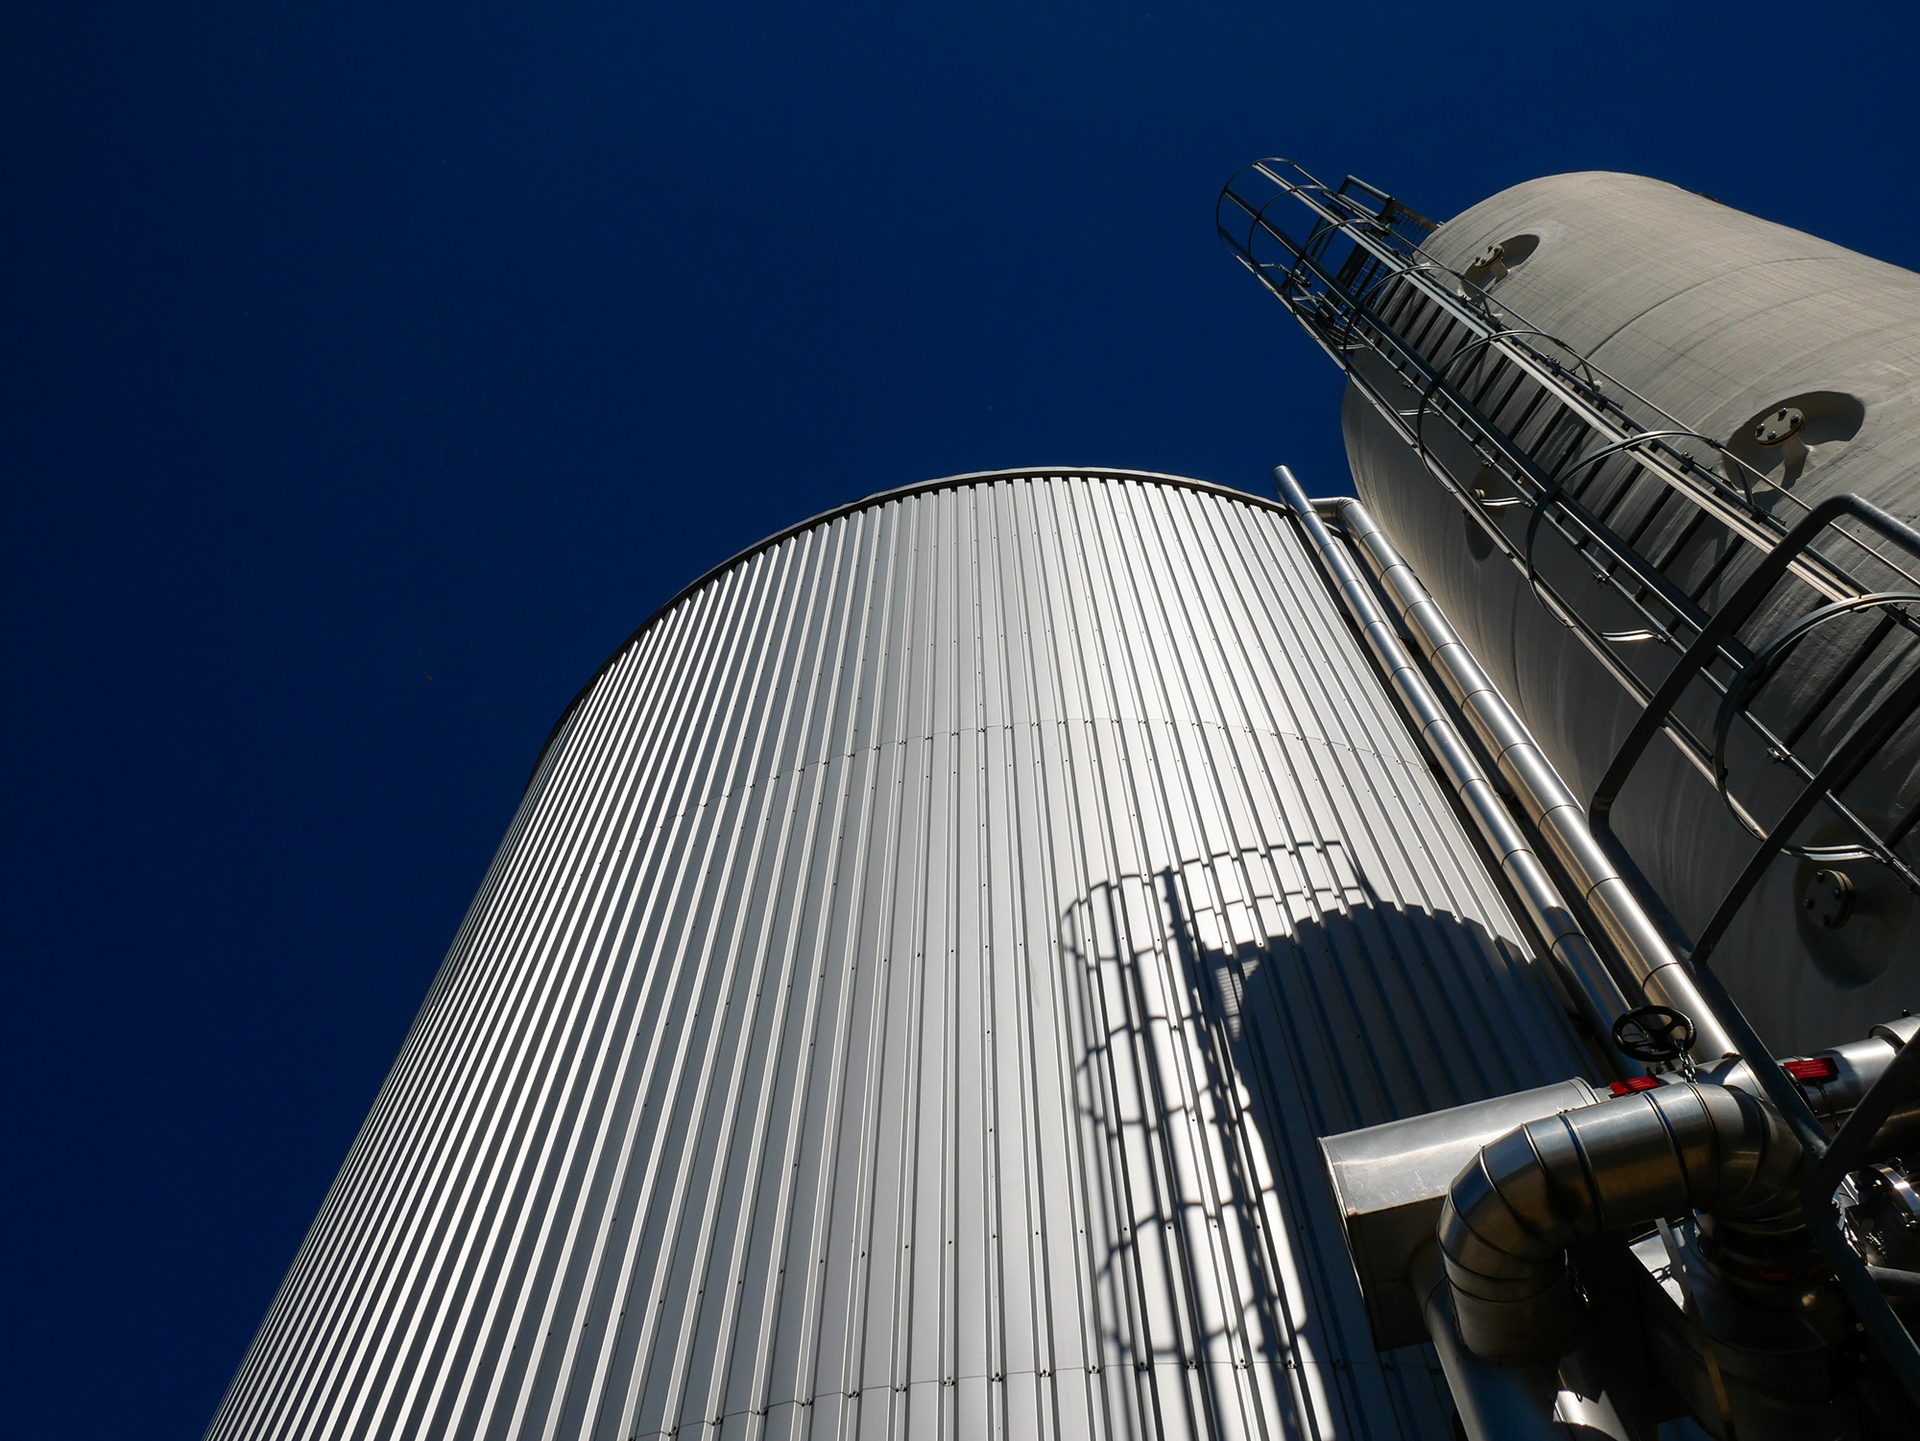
xmin=212 ymin=472 xmax=1594 ymax=1440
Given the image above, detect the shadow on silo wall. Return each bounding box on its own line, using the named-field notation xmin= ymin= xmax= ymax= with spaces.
xmin=1052 ymin=864 xmax=1589 ymax=1439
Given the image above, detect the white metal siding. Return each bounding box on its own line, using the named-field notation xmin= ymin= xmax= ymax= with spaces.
xmin=209 ymin=470 xmax=1589 ymax=1440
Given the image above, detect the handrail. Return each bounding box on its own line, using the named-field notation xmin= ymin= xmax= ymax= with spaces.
xmin=1221 ymin=158 xmax=1920 ymax=591
xmin=1278 ymin=471 xmax=1920 ymax=1409
xmin=1230 ymin=155 xmax=1920 ymax=1406
xmin=1221 ymin=157 xmax=1920 ymax=906
xmin=1218 ymin=158 xmax=1920 ymax=604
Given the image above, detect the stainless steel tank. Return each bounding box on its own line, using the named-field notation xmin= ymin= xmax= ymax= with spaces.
xmin=1332 ymin=174 xmax=1920 ymax=1052
xmin=206 ymin=468 xmax=1590 ymax=1441
xmin=1216 ymin=163 xmax=1920 ymax=1436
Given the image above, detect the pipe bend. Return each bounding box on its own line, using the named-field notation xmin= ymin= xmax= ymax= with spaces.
xmin=1438 ymin=1082 xmax=1805 ymax=1362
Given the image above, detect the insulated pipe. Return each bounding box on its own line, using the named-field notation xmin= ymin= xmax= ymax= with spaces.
xmin=1439 ymin=1082 xmax=1803 ymax=1362
xmin=1313 ymin=488 xmax=1738 ymax=1061
xmin=1411 ymin=1247 xmax=1642 ymax=1441
xmin=1707 ymin=1017 xmax=1920 ymax=1129
xmin=1273 ymin=465 xmax=1633 ymax=1044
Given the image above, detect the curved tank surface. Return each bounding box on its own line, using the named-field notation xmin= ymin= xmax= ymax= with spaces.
xmin=206 ymin=468 xmax=1590 ymax=1441
xmin=1343 ymin=174 xmax=1920 ymax=1052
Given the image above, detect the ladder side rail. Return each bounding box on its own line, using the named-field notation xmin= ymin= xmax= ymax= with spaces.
xmin=1229 ymin=158 xmax=1920 ymax=601
xmin=1592 ymin=492 xmax=1920 ymax=815
xmin=1228 ymin=179 xmax=1920 ymax=843
xmin=1231 ymin=179 xmax=1920 ymax=801
xmin=1226 ymin=158 xmax=1920 ymax=1404
xmin=1232 ymin=238 xmax=1754 ymax=780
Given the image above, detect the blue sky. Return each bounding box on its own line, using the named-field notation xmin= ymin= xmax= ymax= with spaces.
xmin=8 ymin=3 xmax=1920 ymax=1434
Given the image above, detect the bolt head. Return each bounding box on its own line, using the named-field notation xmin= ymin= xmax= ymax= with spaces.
xmin=1753 ymin=405 xmax=1806 ymax=446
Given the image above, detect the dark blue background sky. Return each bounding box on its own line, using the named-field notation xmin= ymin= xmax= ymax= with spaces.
xmin=9 ymin=4 xmax=1920 ymax=1434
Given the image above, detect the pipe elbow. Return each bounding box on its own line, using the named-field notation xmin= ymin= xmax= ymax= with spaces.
xmin=1696 ymin=1084 xmax=1804 ymax=1233
xmin=1440 ymin=1083 xmax=1807 ymax=1362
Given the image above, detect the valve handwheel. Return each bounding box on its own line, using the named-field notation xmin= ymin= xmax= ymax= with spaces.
xmin=1611 ymin=1006 xmax=1696 ymax=1065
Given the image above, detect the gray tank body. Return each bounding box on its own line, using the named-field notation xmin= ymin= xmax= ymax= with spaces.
xmin=1345 ymin=172 xmax=1920 ymax=1051
xmin=206 ymin=470 xmax=1587 ymax=1441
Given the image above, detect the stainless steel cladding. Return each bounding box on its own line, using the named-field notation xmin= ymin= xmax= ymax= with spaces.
xmin=1356 ymin=178 xmax=1920 ymax=1051
xmin=1233 ymin=164 xmax=1920 ymax=1052
xmin=207 ymin=469 xmax=1590 ymax=1441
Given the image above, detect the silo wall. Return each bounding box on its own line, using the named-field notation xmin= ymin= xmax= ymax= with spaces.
xmin=207 ymin=469 xmax=1586 ymax=1441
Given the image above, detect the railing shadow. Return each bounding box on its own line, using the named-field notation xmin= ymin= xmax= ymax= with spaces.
xmin=1053 ymin=856 xmax=1588 ymax=1439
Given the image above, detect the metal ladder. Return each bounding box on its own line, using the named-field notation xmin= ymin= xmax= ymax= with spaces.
xmin=1218 ymin=158 xmax=1920 ymax=915
xmin=1220 ymin=156 xmax=1920 ymax=1402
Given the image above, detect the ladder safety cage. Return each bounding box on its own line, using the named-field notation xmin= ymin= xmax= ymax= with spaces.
xmin=1217 ymin=157 xmax=1920 ymax=918
xmin=1223 ymin=157 xmax=1920 ymax=1399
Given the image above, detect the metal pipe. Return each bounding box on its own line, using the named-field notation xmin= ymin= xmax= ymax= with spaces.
xmin=1705 ymin=1020 xmax=1920 ymax=1130
xmin=1308 ymin=486 xmax=1739 ymax=1061
xmin=1271 ymin=465 xmax=1632 ymax=1045
xmin=1438 ymin=1082 xmax=1803 ymax=1363
xmin=1319 ymin=1022 xmax=1914 ymax=1428
xmin=1321 ymin=1079 xmax=1605 ymax=1348
xmin=1412 ymin=1246 xmax=1644 ymax=1441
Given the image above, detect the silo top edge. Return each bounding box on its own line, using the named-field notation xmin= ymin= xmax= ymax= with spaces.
xmin=527 ymin=466 xmax=1286 ymax=784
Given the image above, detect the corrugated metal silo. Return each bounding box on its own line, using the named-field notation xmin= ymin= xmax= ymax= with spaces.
xmin=207 ymin=468 xmax=1589 ymax=1441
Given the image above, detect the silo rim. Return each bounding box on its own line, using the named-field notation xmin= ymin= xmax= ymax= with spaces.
xmin=529 ymin=466 xmax=1293 ymax=783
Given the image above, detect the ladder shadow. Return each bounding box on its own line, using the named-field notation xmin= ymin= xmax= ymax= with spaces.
xmin=1053 ymin=858 xmax=1585 ymax=1438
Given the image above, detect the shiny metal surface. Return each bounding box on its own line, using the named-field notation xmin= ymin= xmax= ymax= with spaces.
xmin=1320 ymin=1078 xmax=1602 ymax=1348
xmin=1337 ymin=173 xmax=1920 ymax=1051
xmin=1630 ymin=1223 xmax=1854 ymax=1440
xmin=1411 ymin=1248 xmax=1643 ymax=1441
xmin=207 ymin=469 xmax=1590 ymax=1440
xmin=1274 ymin=466 xmax=1632 ymax=1045
xmin=1316 ymin=493 xmax=1737 ymax=1059
xmin=1705 ymin=1030 xmax=1917 ymax=1129
xmin=1439 ymin=1083 xmax=1803 ymax=1363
